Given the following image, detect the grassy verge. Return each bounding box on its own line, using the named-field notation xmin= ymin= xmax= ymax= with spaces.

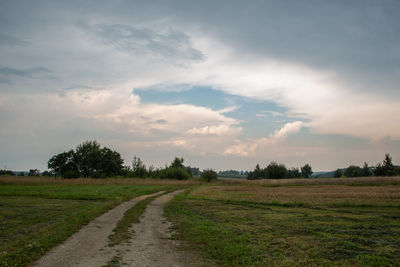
xmin=165 ymin=182 xmax=400 ymax=266
xmin=108 ymin=192 xmax=164 ymax=246
xmin=0 ymin=180 xmax=182 ymax=266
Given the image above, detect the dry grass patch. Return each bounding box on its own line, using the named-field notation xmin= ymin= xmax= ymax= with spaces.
xmin=192 ymin=181 xmax=400 ymax=207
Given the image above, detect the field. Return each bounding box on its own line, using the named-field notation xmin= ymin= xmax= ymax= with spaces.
xmin=166 ymin=177 xmax=400 ymax=266
xmin=1 ymin=176 xmax=400 ymax=266
xmin=0 ymin=176 xmax=194 ymax=266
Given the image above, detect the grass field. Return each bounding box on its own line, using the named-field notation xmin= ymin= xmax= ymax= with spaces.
xmin=0 ymin=176 xmax=190 ymax=266
xmin=166 ymin=177 xmax=400 ymax=266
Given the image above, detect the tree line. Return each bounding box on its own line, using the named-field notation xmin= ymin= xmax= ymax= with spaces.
xmin=333 ymin=154 xmax=399 ymax=178
xmin=46 ymin=140 xmax=212 ymax=180
xmin=1 ymin=141 xmax=398 ymax=180
xmin=247 ymin=162 xmax=312 ymax=180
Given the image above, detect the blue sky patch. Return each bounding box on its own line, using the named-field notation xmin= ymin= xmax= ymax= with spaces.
xmin=134 ymin=86 xmax=294 ymax=138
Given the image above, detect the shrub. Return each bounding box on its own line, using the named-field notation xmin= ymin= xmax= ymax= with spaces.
xmin=201 ymin=169 xmax=217 ymax=182
xmin=162 ymin=167 xmax=191 ymax=180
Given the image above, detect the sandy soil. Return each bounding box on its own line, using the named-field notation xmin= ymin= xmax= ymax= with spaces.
xmin=32 ymin=190 xmax=211 ymax=267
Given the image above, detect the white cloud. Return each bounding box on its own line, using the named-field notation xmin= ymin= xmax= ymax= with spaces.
xmin=186 ymin=124 xmax=241 ymax=136
xmin=124 ymin=33 xmax=400 ymax=142
xmin=223 ymin=121 xmax=304 ymax=157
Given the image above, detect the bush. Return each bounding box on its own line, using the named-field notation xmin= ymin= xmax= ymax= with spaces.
xmin=162 ymin=167 xmax=191 ymax=180
xmin=201 ymin=169 xmax=217 ymax=182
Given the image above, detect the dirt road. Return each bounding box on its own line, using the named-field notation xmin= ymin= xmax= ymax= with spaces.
xmin=32 ymin=190 xmax=209 ymax=267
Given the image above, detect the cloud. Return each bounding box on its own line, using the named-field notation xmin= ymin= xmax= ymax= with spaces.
xmin=223 ymin=121 xmax=303 ymax=157
xmin=78 ymin=22 xmax=205 ymax=66
xmin=186 ymin=124 xmax=241 ymax=136
xmin=0 ymin=66 xmax=52 ymax=83
xmin=1 ymin=1 xmax=400 ymax=170
xmin=0 ymin=33 xmax=28 ymax=46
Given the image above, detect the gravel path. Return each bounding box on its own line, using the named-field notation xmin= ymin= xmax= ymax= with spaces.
xmin=32 ymin=190 xmax=211 ymax=267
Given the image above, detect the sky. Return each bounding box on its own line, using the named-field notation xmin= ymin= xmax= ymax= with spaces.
xmin=1 ymin=0 xmax=400 ymax=172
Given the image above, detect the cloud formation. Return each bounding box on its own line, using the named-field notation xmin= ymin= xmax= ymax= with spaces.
xmin=78 ymin=22 xmax=205 ymax=65
xmin=0 ymin=67 xmax=51 ymax=83
xmin=224 ymin=121 xmax=303 ymax=157
xmin=1 ymin=0 xmax=400 ymax=171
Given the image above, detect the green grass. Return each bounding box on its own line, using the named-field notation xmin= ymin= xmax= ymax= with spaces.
xmin=0 ymin=184 xmax=167 ymax=200
xmin=165 ymin=184 xmax=400 ymax=266
xmin=108 ymin=193 xmax=164 ymax=246
xmin=0 ymin=183 xmax=176 ymax=266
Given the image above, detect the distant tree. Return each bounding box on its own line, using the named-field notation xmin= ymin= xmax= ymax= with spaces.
xmin=28 ymin=169 xmax=40 ymax=176
xmin=373 ymin=163 xmax=386 ymax=176
xmin=361 ymin=162 xmax=371 ymax=177
xmin=201 ymin=169 xmax=217 ymax=182
xmin=186 ymin=166 xmax=201 ymax=177
xmin=247 ymin=164 xmax=263 ymax=180
xmin=131 ymin=156 xmax=147 ymax=177
xmin=374 ymin=154 xmax=396 ymax=176
xmin=383 ymin=154 xmax=396 ymax=176
xmin=301 ymin=164 xmax=313 ymax=178
xmin=48 ymin=141 xmax=124 ymax=178
xmin=265 ymin=162 xmax=287 ymax=179
xmin=48 ymin=150 xmax=77 ymax=177
xmin=41 ymin=170 xmax=53 ymax=177
xmin=98 ymin=147 xmax=124 ymax=177
xmin=344 ymin=165 xmax=362 ymax=177
xmin=287 ymin=167 xmax=301 ymax=178
xmin=74 ymin=141 xmax=101 ymax=177
xmin=170 ymin=157 xmax=185 ymax=168
xmin=333 ymin=168 xmax=342 ymax=178
xmin=0 ymin=169 xmax=15 ymax=176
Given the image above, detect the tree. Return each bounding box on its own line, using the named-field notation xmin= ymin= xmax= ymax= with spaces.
xmin=287 ymin=167 xmax=301 ymax=178
xmin=265 ymin=162 xmax=287 ymax=179
xmin=361 ymin=162 xmax=371 ymax=177
xmin=333 ymin=168 xmax=342 ymax=178
xmin=131 ymin=156 xmax=147 ymax=177
xmin=170 ymin=157 xmax=185 ymax=168
xmin=74 ymin=141 xmax=101 ymax=177
xmin=48 ymin=141 xmax=124 ymax=178
xmin=374 ymin=154 xmax=397 ymax=176
xmin=41 ymin=170 xmax=53 ymax=177
xmin=383 ymin=154 xmax=395 ymax=176
xmin=301 ymin=164 xmax=313 ymax=178
xmin=48 ymin=150 xmax=77 ymax=177
xmin=98 ymin=147 xmax=124 ymax=177
xmin=28 ymin=169 xmax=40 ymax=176
xmin=201 ymin=169 xmax=217 ymax=182
xmin=344 ymin=165 xmax=362 ymax=177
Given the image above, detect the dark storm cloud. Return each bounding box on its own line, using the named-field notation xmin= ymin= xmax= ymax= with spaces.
xmin=0 ymin=67 xmax=51 ymax=83
xmin=0 ymin=33 xmax=28 ymax=46
xmin=158 ymin=0 xmax=400 ymax=93
xmin=78 ymin=22 xmax=205 ymax=65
